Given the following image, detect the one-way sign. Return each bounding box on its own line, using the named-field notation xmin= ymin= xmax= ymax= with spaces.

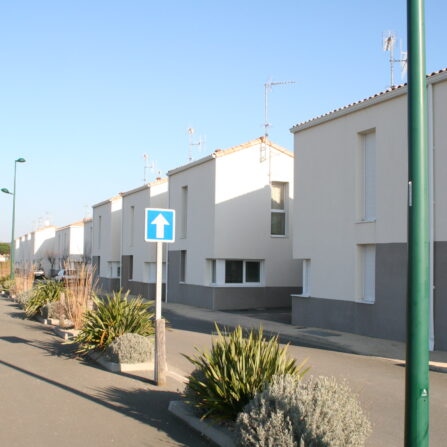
xmin=145 ymin=208 xmax=175 ymax=243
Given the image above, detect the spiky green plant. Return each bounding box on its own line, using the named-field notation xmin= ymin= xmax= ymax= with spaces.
xmin=183 ymin=324 xmax=309 ymax=421
xmin=72 ymin=290 xmax=155 ymax=355
xmin=24 ymin=280 xmax=64 ymax=317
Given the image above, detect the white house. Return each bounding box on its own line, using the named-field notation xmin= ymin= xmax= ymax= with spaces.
xmin=290 ymin=68 xmax=447 ymax=350
xmin=167 ymin=136 xmax=301 ymax=310
xmin=54 ymin=219 xmax=91 ymax=272
xmin=92 ymin=195 xmax=122 ymax=293
xmin=14 ymin=225 xmax=56 ymax=276
xmin=121 ymin=179 xmax=168 ymax=299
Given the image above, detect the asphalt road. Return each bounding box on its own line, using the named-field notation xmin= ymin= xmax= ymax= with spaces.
xmin=164 ymin=308 xmax=447 ymax=447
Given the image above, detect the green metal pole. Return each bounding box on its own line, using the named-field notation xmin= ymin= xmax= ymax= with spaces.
xmin=10 ymin=161 xmax=17 ymax=281
xmin=405 ymin=0 xmax=430 ymax=445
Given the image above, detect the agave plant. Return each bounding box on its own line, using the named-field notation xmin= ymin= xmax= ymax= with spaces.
xmin=72 ymin=290 xmax=155 ymax=355
xmin=24 ymin=280 xmax=64 ymax=318
xmin=183 ymin=324 xmax=309 ymax=421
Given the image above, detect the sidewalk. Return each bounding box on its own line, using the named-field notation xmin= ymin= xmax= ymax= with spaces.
xmin=162 ymin=302 xmax=447 ymax=371
xmin=0 ymin=297 xmax=210 ymax=447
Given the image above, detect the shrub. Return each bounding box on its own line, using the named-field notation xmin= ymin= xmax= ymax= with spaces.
xmin=40 ymin=301 xmax=63 ymax=319
xmin=236 ymin=375 xmax=372 ymax=447
xmin=11 ymin=266 xmax=34 ymax=295
xmin=183 ymin=325 xmax=309 ymax=421
xmin=105 ymin=333 xmax=154 ymax=364
xmin=24 ymin=280 xmax=64 ymax=317
xmin=16 ymin=289 xmax=35 ymax=308
xmin=72 ymin=290 xmax=155 ymax=355
xmin=0 ymin=277 xmax=14 ymax=293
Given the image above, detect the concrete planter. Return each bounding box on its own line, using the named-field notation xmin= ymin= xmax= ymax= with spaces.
xmin=88 ymin=350 xmax=154 ymax=373
xmin=168 ymin=401 xmax=236 ymax=447
xmin=53 ymin=326 xmax=80 ymax=341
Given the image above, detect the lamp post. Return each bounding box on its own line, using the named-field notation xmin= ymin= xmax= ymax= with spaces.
xmin=1 ymin=158 xmax=26 ymax=280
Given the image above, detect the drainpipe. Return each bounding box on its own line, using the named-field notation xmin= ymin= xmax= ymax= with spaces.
xmin=427 ymin=82 xmax=434 ymax=351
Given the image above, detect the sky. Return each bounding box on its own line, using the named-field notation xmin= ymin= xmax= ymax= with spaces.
xmin=0 ymin=0 xmax=446 ymax=241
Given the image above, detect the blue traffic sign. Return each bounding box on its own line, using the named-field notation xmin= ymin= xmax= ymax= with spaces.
xmin=145 ymin=208 xmax=175 ymax=243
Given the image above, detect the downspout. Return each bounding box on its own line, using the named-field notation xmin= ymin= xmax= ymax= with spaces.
xmin=428 ymin=82 xmax=434 ymax=351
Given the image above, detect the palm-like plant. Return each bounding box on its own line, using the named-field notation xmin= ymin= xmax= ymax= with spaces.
xmin=72 ymin=290 xmax=155 ymax=354
xmin=184 ymin=324 xmax=309 ymax=421
xmin=24 ymin=280 xmax=64 ymax=317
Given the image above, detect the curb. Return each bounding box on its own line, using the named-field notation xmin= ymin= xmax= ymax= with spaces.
xmin=88 ymin=351 xmax=154 ymax=373
xmin=168 ymin=401 xmax=235 ymax=447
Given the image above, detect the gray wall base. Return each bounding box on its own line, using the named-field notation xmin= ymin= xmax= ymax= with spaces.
xmin=292 ymin=242 xmax=447 ymax=351
xmin=168 ymin=250 xmax=298 ymax=310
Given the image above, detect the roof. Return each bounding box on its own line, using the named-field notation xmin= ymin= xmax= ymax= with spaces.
xmin=121 ymin=178 xmax=168 ymax=198
xmin=290 ymin=68 xmax=447 ymax=133
xmin=56 ymin=218 xmax=91 ymax=231
xmin=92 ymin=193 xmax=123 ymax=209
xmin=168 ymin=136 xmax=293 ymax=176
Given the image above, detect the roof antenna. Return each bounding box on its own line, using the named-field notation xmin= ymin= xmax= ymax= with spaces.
xmin=143 ymin=154 xmax=156 ymax=183
xmin=264 ymin=79 xmax=296 ymax=139
xmin=383 ymin=31 xmax=407 ymax=88
xmin=187 ymin=127 xmax=205 ymax=162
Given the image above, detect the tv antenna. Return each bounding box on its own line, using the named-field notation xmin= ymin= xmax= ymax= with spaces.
xmin=143 ymin=154 xmax=156 ymax=183
xmin=187 ymin=127 xmax=206 ymax=162
xmin=383 ymin=31 xmax=407 ymax=88
xmin=264 ymin=79 xmax=296 ymax=139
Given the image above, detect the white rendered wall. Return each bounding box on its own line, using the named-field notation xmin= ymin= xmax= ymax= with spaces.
xmin=122 ymin=182 xmax=168 ymax=283
xmin=93 ymin=198 xmax=122 ymax=278
xmin=169 ymin=144 xmax=299 ymax=288
xmin=292 ymin=78 xmax=447 ymax=302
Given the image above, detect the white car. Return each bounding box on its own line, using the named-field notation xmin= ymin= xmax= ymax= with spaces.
xmin=54 ymin=269 xmax=78 ymax=283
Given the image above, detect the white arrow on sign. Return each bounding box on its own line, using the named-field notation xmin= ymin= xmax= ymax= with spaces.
xmin=151 ymin=213 xmax=170 ymax=238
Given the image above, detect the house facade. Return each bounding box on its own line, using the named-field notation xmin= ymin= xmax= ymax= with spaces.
xmin=167 ymin=137 xmax=301 ymax=310
xmin=290 ymin=69 xmax=447 ymax=350
xmin=121 ymin=179 xmax=168 ymax=299
xmin=92 ymin=195 xmax=122 ymax=293
xmin=54 ymin=219 xmax=91 ymax=273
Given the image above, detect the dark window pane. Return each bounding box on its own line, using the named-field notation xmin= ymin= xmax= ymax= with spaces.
xmin=180 ymin=250 xmax=186 ymax=282
xmin=245 ymin=262 xmax=260 ymax=283
xmin=271 ymin=212 xmax=286 ymax=235
xmin=225 ymin=260 xmax=243 ymax=283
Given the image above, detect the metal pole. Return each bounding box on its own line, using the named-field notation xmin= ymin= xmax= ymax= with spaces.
xmin=405 ymin=0 xmax=430 ymax=445
xmin=154 ymin=241 xmax=166 ymax=385
xmin=10 ymin=161 xmax=18 ymax=280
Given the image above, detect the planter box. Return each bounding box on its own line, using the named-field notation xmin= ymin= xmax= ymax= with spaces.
xmin=168 ymin=401 xmax=236 ymax=447
xmin=36 ymin=315 xmax=61 ymax=326
xmin=88 ymin=350 xmax=154 ymax=373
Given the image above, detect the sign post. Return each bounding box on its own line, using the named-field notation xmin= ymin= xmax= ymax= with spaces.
xmin=145 ymin=208 xmax=175 ymax=386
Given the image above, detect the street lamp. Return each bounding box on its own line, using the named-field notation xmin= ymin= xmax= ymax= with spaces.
xmin=2 ymin=157 xmax=26 ymax=280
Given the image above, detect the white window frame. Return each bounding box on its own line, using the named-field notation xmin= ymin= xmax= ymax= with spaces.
xmin=209 ymin=259 xmax=264 ymax=287
xmin=301 ymin=259 xmax=311 ymax=297
xmin=270 ymin=182 xmax=288 ymax=237
xmin=361 ymin=131 xmax=376 ymax=222
xmin=361 ymin=245 xmax=376 ymax=303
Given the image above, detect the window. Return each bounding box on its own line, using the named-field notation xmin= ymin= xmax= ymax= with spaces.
xmin=130 ymin=206 xmax=135 ymax=246
xmin=180 ymin=250 xmax=186 ymax=282
xmin=271 ymin=182 xmax=287 ymax=236
xmin=97 ymin=216 xmax=102 ymax=248
xmin=117 ymin=266 xmax=121 ymax=277
xmin=225 ymin=260 xmax=243 ymax=283
xmin=144 ymin=262 xmax=167 ymax=283
xmin=129 ymin=255 xmax=133 ymax=280
xmin=211 ymin=259 xmax=217 ymax=284
xmin=224 ymin=260 xmax=262 ymax=284
xmin=302 ymin=259 xmax=311 ymax=296
xmin=362 ymin=131 xmax=376 ymax=221
xmin=361 ymin=245 xmax=375 ymax=302
xmin=180 ymin=186 xmax=188 ymax=238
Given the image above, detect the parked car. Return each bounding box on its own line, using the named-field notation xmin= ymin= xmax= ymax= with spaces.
xmin=54 ymin=269 xmax=78 ymax=283
xmin=34 ymin=269 xmax=46 ymax=280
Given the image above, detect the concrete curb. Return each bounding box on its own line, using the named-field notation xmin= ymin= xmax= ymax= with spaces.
xmin=88 ymin=351 xmax=154 ymax=373
xmin=53 ymin=326 xmax=80 ymax=341
xmin=168 ymin=401 xmax=235 ymax=447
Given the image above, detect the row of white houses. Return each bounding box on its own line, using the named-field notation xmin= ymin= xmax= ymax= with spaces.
xmin=15 ymin=68 xmax=447 ymax=350
xmin=15 ymin=219 xmax=92 ymax=275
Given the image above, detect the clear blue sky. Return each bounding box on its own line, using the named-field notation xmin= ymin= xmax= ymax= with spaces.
xmin=1 ymin=0 xmax=446 ymax=241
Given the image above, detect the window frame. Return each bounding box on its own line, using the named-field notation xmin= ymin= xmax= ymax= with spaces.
xmin=209 ymin=259 xmax=264 ymax=287
xmin=270 ymin=182 xmax=288 ymax=237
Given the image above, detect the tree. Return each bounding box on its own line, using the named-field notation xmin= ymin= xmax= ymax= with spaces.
xmin=0 ymin=243 xmax=10 ymax=255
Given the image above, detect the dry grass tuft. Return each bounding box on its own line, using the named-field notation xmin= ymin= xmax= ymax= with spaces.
xmin=62 ymin=262 xmax=97 ymax=329
xmin=11 ymin=264 xmax=34 ymax=295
